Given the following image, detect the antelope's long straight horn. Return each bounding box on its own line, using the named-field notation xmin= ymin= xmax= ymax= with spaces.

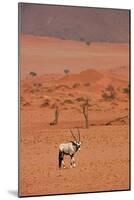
xmin=77 ymin=128 xmax=80 ymax=141
xmin=69 ymin=129 xmax=77 ymax=141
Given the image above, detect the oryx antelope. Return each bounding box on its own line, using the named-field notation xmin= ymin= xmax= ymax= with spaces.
xmin=59 ymin=128 xmax=81 ymax=168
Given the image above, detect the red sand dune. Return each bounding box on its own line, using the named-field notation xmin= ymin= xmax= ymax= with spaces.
xmin=59 ymin=69 xmax=103 ymax=84
xmin=20 ymin=34 xmax=129 ymax=78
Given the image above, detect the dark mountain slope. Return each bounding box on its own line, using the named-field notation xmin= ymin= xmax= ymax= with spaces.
xmin=19 ymin=3 xmax=129 ymax=43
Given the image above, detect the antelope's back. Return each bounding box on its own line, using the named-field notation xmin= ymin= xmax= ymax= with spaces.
xmin=59 ymin=142 xmax=74 ymax=154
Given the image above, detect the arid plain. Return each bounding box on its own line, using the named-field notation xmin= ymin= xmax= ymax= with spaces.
xmin=20 ymin=34 xmax=130 ymax=196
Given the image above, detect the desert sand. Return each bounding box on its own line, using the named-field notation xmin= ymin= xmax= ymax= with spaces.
xmin=19 ymin=34 xmax=130 ymax=196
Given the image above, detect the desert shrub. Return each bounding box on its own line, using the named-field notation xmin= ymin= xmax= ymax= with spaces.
xmin=23 ymin=102 xmax=31 ymax=107
xmin=50 ymin=103 xmax=57 ymax=109
xmin=84 ymin=82 xmax=90 ymax=87
xmin=30 ymin=89 xmax=34 ymax=93
xmin=123 ymin=85 xmax=129 ymax=94
xmin=29 ymin=71 xmax=37 ymax=76
xmin=54 ymin=97 xmax=60 ymax=102
xmin=46 ymin=88 xmax=53 ymax=93
xmin=86 ymin=41 xmax=91 ymax=46
xmin=62 ymin=107 xmax=68 ymax=110
xmin=102 ymin=85 xmax=116 ymax=101
xmin=30 ymin=88 xmax=40 ymax=93
xmin=72 ymin=83 xmax=80 ymax=88
xmin=111 ymin=102 xmax=118 ymax=106
xmin=75 ymin=97 xmax=85 ymax=102
xmin=68 ymin=93 xmax=74 ymax=97
xmin=55 ymin=85 xmax=70 ymax=90
xmin=63 ymin=99 xmax=74 ymax=104
xmin=38 ymin=83 xmax=42 ymax=87
xmin=35 ymin=89 xmax=40 ymax=92
xmin=33 ymin=83 xmax=42 ymax=87
xmin=33 ymin=83 xmax=37 ymax=87
xmin=64 ymin=69 xmax=70 ymax=75
xmin=40 ymin=100 xmax=50 ymax=107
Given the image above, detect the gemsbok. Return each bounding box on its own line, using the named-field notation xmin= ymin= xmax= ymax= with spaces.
xmin=59 ymin=128 xmax=81 ymax=168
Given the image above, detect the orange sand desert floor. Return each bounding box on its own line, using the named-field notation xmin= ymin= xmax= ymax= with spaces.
xmin=20 ymin=123 xmax=129 ymax=196
xmin=19 ymin=34 xmax=130 ymax=196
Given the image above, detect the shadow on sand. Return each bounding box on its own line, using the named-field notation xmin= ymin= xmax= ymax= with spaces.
xmin=8 ymin=190 xmax=18 ymax=197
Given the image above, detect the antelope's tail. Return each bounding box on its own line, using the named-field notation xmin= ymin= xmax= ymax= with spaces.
xmin=59 ymin=150 xmax=63 ymax=168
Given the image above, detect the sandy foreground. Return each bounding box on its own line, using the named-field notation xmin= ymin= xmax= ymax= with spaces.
xmin=19 ymin=34 xmax=130 ymax=196
xmin=20 ymin=123 xmax=129 ymax=196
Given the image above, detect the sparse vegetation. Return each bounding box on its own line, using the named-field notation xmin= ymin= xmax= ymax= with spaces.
xmin=75 ymin=97 xmax=85 ymax=102
xmin=46 ymin=88 xmax=54 ymax=93
xmin=29 ymin=71 xmax=37 ymax=77
xmin=23 ymin=102 xmax=31 ymax=107
xmin=102 ymin=85 xmax=116 ymax=101
xmin=55 ymin=85 xmax=70 ymax=90
xmin=30 ymin=88 xmax=40 ymax=93
xmin=64 ymin=69 xmax=70 ymax=75
xmin=86 ymin=41 xmax=91 ymax=46
xmin=72 ymin=83 xmax=80 ymax=88
xmin=63 ymin=99 xmax=74 ymax=104
xmin=62 ymin=107 xmax=68 ymax=110
xmin=82 ymin=98 xmax=90 ymax=129
xmin=123 ymin=88 xmax=129 ymax=94
xmin=33 ymin=83 xmax=42 ymax=87
xmin=50 ymin=103 xmax=57 ymax=109
xmin=40 ymin=100 xmax=50 ymax=107
xmin=84 ymin=82 xmax=90 ymax=87
xmin=50 ymin=106 xmax=59 ymax=125
xmin=53 ymin=97 xmax=60 ymax=102
xmin=123 ymin=85 xmax=130 ymax=95
xmin=68 ymin=93 xmax=74 ymax=97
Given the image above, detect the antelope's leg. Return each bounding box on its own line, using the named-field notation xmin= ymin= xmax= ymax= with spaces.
xmin=70 ymin=155 xmax=73 ymax=168
xmin=72 ymin=156 xmax=76 ymax=167
xmin=61 ymin=154 xmax=65 ymax=168
xmin=70 ymin=155 xmax=75 ymax=168
xmin=62 ymin=160 xmax=65 ymax=168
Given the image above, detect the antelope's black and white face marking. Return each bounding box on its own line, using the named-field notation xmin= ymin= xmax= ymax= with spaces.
xmin=73 ymin=141 xmax=81 ymax=151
